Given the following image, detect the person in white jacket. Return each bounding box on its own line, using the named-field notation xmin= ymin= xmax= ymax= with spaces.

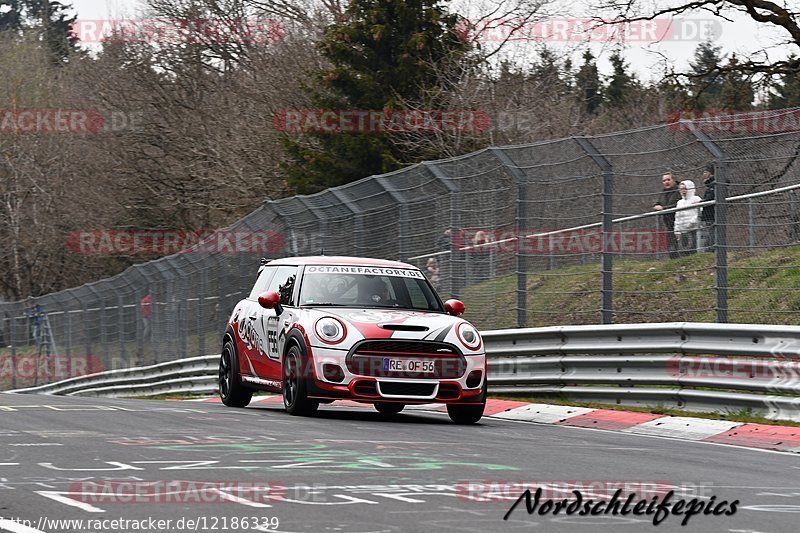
xmin=674 ymin=180 xmax=701 ymax=256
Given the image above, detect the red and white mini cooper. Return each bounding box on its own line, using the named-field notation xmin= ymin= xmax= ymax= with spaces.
xmin=219 ymin=256 xmax=486 ymax=423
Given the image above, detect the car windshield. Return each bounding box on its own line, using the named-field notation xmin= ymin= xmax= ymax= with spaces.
xmin=299 ymin=267 xmax=443 ymax=312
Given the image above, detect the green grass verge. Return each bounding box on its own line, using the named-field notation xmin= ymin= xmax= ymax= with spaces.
xmin=463 ymin=245 xmax=800 ymax=329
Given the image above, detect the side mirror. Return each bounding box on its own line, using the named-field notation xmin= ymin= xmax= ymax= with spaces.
xmin=444 ymin=299 xmax=465 ymax=317
xmin=258 ymin=291 xmax=283 ymax=314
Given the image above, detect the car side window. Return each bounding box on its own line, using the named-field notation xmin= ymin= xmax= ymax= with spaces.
xmin=249 ymin=266 xmax=277 ymax=300
xmin=267 ymin=266 xmax=298 ymax=306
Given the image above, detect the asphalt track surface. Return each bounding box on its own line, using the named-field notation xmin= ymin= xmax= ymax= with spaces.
xmin=0 ymin=392 xmax=799 ymax=533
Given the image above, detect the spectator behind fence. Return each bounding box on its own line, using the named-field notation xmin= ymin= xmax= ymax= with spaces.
xmin=436 ymin=229 xmax=452 ymax=252
xmin=653 ymin=173 xmax=681 ymax=258
xmin=141 ymin=293 xmax=151 ymax=341
xmin=700 ymin=163 xmax=715 ymax=251
xmin=470 ymin=230 xmax=490 ymax=281
xmin=675 ymin=180 xmax=701 ymax=256
xmin=426 ymin=257 xmax=440 ymax=291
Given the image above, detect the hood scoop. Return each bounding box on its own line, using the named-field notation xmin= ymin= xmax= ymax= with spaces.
xmin=378 ymin=324 xmax=429 ymax=332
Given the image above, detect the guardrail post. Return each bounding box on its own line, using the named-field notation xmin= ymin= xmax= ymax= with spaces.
xmin=688 ymin=124 xmax=728 ymax=323
xmin=575 ymin=137 xmax=614 ymax=324
xmin=423 ymin=162 xmax=462 ymax=298
xmin=489 ymin=148 xmax=530 ymax=328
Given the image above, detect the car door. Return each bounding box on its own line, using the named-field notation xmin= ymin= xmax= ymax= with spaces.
xmin=236 ymin=266 xmax=277 ymax=380
xmin=259 ymin=265 xmax=299 ymax=383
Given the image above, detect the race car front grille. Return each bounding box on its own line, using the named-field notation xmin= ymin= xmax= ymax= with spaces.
xmin=347 ymin=340 xmax=466 ymax=379
xmin=355 ymin=340 xmax=460 ymax=356
xmin=378 ymin=382 xmax=436 ymax=398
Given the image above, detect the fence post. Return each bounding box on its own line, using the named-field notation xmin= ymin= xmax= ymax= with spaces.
xmin=84 ymin=285 xmax=105 ymax=370
xmin=575 ymin=137 xmax=614 ymax=325
xmin=328 ymin=188 xmax=365 ymax=256
xmin=65 ymin=303 xmax=72 ymax=358
xmin=295 ymin=197 xmax=327 ymax=256
xmin=489 ymin=148 xmax=529 ymax=328
xmin=375 ymin=176 xmax=410 ymax=261
xmin=9 ymin=307 xmax=16 ymax=389
xmin=117 ymin=294 xmax=125 ymax=365
xmin=688 ymin=124 xmax=728 ymax=323
xmin=198 ymin=266 xmax=206 ymax=357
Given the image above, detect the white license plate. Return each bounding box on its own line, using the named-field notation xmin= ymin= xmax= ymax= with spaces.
xmin=383 ymin=358 xmax=435 ymax=373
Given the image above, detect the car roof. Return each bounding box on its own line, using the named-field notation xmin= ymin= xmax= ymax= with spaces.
xmin=265 ymin=256 xmax=419 ymax=269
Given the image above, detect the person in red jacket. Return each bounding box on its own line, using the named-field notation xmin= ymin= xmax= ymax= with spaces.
xmin=141 ymin=293 xmax=151 ymax=341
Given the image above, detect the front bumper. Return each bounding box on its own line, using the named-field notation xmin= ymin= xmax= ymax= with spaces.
xmin=308 ymin=345 xmax=486 ymax=404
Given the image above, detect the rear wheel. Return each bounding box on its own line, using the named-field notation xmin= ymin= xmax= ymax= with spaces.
xmin=374 ymin=402 xmax=405 ymax=415
xmin=447 ymin=386 xmax=486 ymax=424
xmin=219 ymin=339 xmax=252 ymax=408
xmin=283 ymin=345 xmax=319 ymax=416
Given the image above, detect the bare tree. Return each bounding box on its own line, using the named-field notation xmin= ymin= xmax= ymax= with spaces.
xmin=0 ymin=34 xmax=119 ymax=299
xmin=593 ymin=1 xmax=800 ymax=76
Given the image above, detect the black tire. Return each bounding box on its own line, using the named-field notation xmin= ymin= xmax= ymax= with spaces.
xmin=374 ymin=402 xmax=405 ymax=415
xmin=447 ymin=386 xmax=486 ymax=424
xmin=219 ymin=339 xmax=253 ymax=408
xmin=283 ymin=344 xmax=319 ymax=416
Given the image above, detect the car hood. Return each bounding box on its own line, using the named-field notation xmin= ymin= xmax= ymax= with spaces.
xmin=301 ymin=307 xmax=477 ymax=347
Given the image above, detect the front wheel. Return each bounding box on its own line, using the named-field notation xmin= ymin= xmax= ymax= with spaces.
xmin=219 ymin=339 xmax=252 ymax=408
xmin=374 ymin=402 xmax=404 ymax=415
xmin=447 ymin=386 xmax=486 ymax=424
xmin=283 ymin=345 xmax=319 ymax=416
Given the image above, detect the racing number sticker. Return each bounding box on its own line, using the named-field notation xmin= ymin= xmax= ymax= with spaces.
xmin=266 ymin=315 xmax=280 ymax=360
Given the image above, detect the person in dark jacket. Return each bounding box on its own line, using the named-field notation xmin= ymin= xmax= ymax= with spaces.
xmin=653 ymin=173 xmax=681 ymax=258
xmin=700 ymin=163 xmax=715 ymax=251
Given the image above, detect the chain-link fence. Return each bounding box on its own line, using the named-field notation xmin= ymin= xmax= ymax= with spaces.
xmin=3 ymin=109 xmax=800 ymax=388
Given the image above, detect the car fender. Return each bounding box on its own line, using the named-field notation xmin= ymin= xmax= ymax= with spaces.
xmin=223 ymin=325 xmax=241 ymax=376
xmin=284 ymin=324 xmax=318 ymax=381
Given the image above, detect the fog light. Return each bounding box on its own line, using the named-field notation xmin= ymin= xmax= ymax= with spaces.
xmin=466 ymin=370 xmax=482 ymax=388
xmin=323 ymin=363 xmax=345 ymax=383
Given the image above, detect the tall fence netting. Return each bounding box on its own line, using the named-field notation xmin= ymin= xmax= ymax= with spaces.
xmin=3 ymin=110 xmax=800 ymax=388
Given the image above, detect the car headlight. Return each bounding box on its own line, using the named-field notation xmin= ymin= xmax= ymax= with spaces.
xmin=457 ymin=322 xmax=482 ymax=351
xmin=315 ymin=317 xmax=347 ymax=344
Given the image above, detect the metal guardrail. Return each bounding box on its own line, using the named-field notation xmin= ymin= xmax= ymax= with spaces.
xmin=10 ymin=355 xmax=218 ymax=398
xmin=483 ymin=322 xmax=800 ymax=421
xmin=10 ymin=322 xmax=800 ymax=421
